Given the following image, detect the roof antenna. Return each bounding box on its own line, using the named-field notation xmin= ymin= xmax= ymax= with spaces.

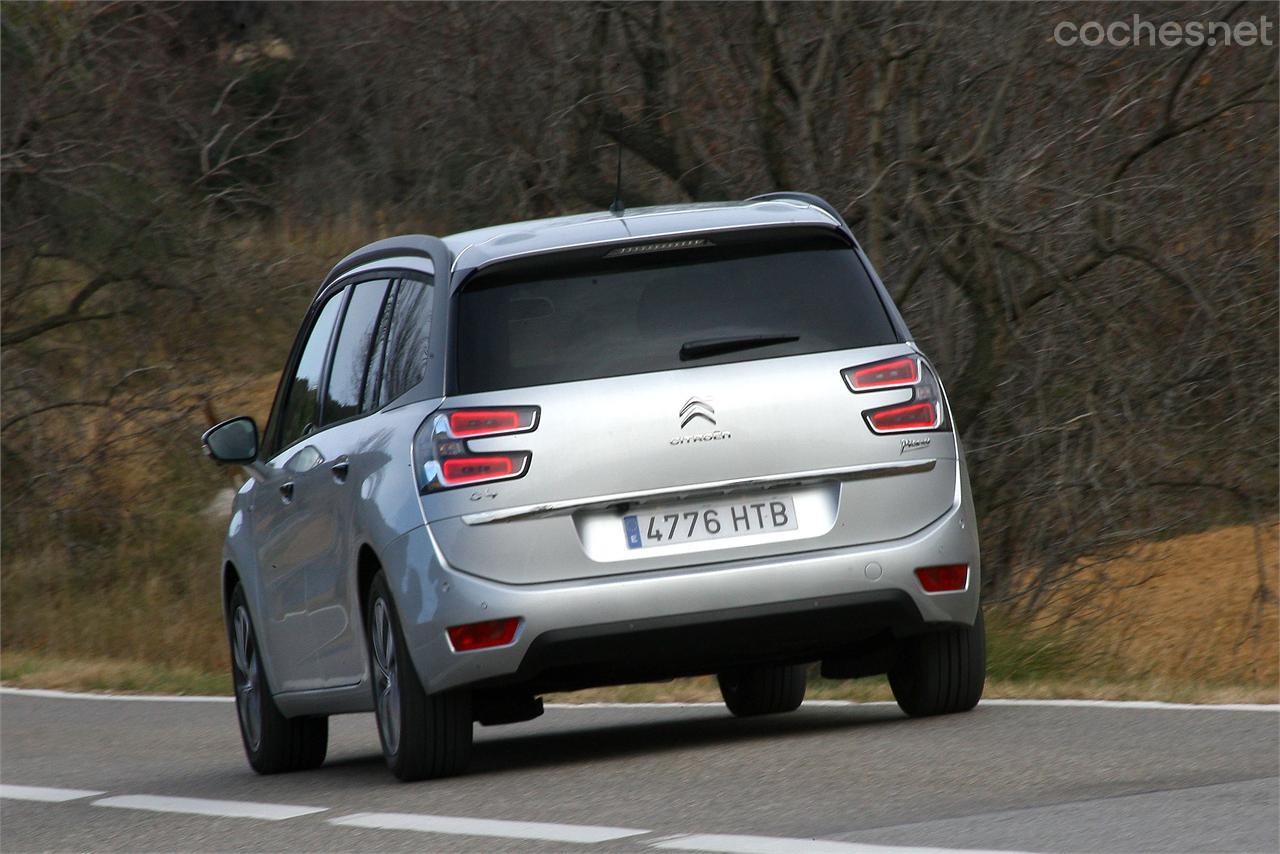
xmin=608 ymin=145 xmax=625 ymax=216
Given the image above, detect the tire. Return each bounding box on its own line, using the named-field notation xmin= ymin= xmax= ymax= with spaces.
xmin=889 ymin=608 xmax=986 ymax=717
xmin=717 ymin=663 xmax=807 ymax=717
xmin=366 ymin=571 xmax=472 ymax=781
xmin=227 ymin=584 xmax=328 ymax=774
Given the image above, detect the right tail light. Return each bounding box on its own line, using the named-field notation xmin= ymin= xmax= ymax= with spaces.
xmin=842 ymin=354 xmax=950 ymax=434
xmin=414 ymin=406 xmax=538 ymax=492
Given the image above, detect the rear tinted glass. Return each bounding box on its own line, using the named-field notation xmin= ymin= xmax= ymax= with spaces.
xmin=455 ymin=236 xmax=897 ymax=393
xmin=381 ymin=277 xmax=434 ymax=404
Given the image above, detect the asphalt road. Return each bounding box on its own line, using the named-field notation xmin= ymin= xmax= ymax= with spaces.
xmin=1 ymin=689 xmax=1276 ymax=853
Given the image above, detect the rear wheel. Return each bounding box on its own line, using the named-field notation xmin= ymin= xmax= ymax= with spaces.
xmin=367 ymin=571 xmax=472 ymax=781
xmin=227 ymin=584 xmax=328 ymax=774
xmin=717 ymin=663 xmax=807 ymax=717
xmin=889 ymin=609 xmax=986 ymax=717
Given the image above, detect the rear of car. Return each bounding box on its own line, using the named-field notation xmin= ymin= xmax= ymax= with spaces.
xmin=411 ymin=220 xmax=982 ymax=708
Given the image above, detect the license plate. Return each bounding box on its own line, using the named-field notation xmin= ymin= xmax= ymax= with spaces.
xmin=623 ymin=496 xmax=798 ymax=549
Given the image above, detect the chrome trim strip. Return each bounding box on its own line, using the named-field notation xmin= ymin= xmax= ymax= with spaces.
xmin=459 ymin=458 xmax=938 ymax=525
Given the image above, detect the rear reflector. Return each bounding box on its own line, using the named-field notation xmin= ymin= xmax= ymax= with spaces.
xmin=441 ymin=455 xmax=517 ymax=484
xmin=868 ymin=401 xmax=938 ymax=432
xmin=846 ymin=356 xmax=919 ymax=391
xmin=447 ymin=617 xmax=521 ymax=652
xmin=449 ymin=409 xmax=523 ymax=437
xmin=915 ymin=564 xmax=969 ymax=593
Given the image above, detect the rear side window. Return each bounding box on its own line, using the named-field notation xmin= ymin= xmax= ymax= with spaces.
xmin=380 ymin=276 xmax=435 ymax=404
xmin=322 ymin=278 xmax=390 ymax=425
xmin=455 ymin=235 xmax=897 ymax=393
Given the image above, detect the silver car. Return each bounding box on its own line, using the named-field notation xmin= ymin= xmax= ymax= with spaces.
xmin=202 ymin=192 xmax=984 ymax=781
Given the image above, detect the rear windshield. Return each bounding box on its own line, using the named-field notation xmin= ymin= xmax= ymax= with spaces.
xmin=454 ymin=234 xmax=897 ymax=393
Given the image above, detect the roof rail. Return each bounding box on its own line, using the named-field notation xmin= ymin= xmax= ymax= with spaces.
xmin=746 ymin=192 xmax=852 ymax=235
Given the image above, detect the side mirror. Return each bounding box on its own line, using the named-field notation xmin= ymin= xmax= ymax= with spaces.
xmin=202 ymin=416 xmax=259 ymax=465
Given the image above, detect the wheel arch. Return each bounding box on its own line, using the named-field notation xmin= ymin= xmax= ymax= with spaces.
xmin=355 ymin=543 xmax=383 ymax=637
xmin=222 ymin=560 xmax=242 ymax=619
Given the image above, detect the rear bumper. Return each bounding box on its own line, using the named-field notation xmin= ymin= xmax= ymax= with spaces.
xmin=386 ymin=473 xmax=980 ymax=694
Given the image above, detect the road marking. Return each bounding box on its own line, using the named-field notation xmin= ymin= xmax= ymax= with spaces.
xmin=330 ymin=811 xmax=648 ymax=843
xmin=2 ymin=686 xmax=1276 ymax=712
xmin=978 ymin=698 xmax=1279 ymax=712
xmin=649 ymin=833 xmax=1024 ymax=854
xmin=0 ymin=687 xmax=231 ymax=703
xmin=548 ymin=699 xmax=1280 ymax=713
xmin=92 ymin=795 xmax=327 ymax=821
xmin=0 ymin=785 xmax=104 ymax=802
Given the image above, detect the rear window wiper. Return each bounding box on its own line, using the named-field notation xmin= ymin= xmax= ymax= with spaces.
xmin=679 ymin=334 xmax=800 ymax=361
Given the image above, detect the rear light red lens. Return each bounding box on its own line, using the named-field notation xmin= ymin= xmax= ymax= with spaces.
xmin=416 ymin=407 xmax=539 ymax=492
xmin=447 ymin=617 xmax=521 ymax=651
xmin=868 ymin=401 xmax=937 ymax=432
xmin=915 ymin=564 xmax=969 ymax=593
xmin=846 ymin=357 xmax=919 ymax=391
xmin=449 ymin=410 xmax=522 ymax=437
xmin=441 ymin=455 xmax=516 ymax=484
xmin=846 ymin=354 xmax=949 ymax=435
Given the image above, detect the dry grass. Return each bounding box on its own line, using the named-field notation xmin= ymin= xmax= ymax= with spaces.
xmin=1031 ymin=521 xmax=1279 ymax=688
xmin=1 ymin=650 xmax=228 ymax=696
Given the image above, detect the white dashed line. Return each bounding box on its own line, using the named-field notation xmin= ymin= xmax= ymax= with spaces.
xmin=649 ymin=833 xmax=1025 ymax=854
xmin=0 ymin=785 xmax=104 ymax=802
xmin=92 ymin=794 xmax=327 ymax=821
xmin=329 ymin=811 xmax=649 ymax=843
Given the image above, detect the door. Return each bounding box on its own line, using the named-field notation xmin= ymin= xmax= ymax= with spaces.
xmin=302 ymin=275 xmax=401 ymax=688
xmin=252 ymin=289 xmax=345 ymax=693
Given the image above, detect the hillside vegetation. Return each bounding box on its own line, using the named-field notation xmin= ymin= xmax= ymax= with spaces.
xmin=2 ymin=3 xmax=1276 ymax=695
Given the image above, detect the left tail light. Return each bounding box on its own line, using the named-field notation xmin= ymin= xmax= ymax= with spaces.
xmin=414 ymin=407 xmax=538 ymax=492
xmin=842 ymin=354 xmax=950 ymax=434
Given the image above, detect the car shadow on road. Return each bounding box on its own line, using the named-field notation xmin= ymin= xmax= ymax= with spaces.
xmin=320 ymin=704 xmax=909 ymax=779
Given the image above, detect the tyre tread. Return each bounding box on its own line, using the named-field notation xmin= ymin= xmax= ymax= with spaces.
xmin=717 ymin=664 xmax=807 ymax=717
xmin=889 ymin=609 xmax=986 ymax=718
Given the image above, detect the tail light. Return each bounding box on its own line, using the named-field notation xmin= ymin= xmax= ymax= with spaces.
xmin=915 ymin=564 xmax=969 ymax=593
xmin=414 ymin=407 xmax=538 ymax=492
xmin=846 ymin=356 xmax=919 ymax=390
xmin=842 ymin=354 xmax=949 ymax=434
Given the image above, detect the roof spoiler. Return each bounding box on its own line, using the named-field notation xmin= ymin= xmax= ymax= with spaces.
xmin=747 ymin=192 xmax=855 ymax=241
xmin=320 ymin=234 xmax=452 ymax=290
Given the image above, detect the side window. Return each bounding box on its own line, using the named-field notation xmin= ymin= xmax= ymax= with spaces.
xmin=275 ymin=292 xmax=343 ymax=454
xmin=380 ymin=276 xmax=435 ymax=404
xmin=322 ymin=278 xmax=391 ymax=425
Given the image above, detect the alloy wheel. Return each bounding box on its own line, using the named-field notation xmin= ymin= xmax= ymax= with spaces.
xmin=231 ymin=606 xmax=262 ymax=751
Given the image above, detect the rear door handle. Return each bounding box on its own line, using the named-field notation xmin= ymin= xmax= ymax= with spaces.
xmin=279 ymin=481 xmax=295 ymax=503
xmin=330 ymin=460 xmax=349 ymax=482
